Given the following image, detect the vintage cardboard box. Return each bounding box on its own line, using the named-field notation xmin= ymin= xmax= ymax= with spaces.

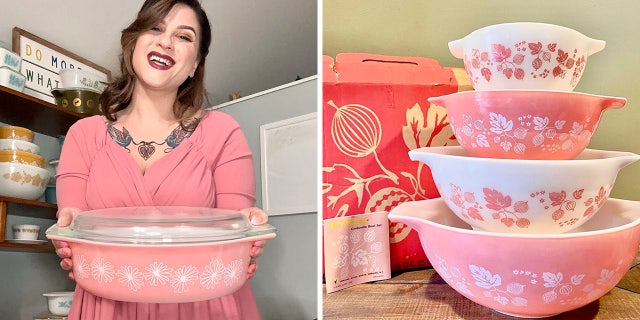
xmin=322 ymin=53 xmax=471 ymax=271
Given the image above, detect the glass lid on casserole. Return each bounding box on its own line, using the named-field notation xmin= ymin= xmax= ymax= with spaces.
xmin=67 ymin=206 xmax=269 ymax=244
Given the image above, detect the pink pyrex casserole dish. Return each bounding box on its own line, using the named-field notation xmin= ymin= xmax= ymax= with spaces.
xmin=46 ymin=206 xmax=276 ymax=303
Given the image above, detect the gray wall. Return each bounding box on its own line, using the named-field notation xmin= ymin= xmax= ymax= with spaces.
xmin=212 ymin=77 xmax=318 ymax=320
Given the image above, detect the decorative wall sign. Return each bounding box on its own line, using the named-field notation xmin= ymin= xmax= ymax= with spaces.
xmin=260 ymin=112 xmax=317 ymax=216
xmin=12 ymin=27 xmax=111 ymax=104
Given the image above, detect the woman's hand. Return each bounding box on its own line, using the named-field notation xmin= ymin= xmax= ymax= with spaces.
xmin=240 ymin=207 xmax=269 ymax=280
xmin=53 ymin=207 xmax=82 ymax=280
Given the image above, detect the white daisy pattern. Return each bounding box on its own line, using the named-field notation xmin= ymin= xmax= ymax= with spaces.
xmin=171 ymin=265 xmax=199 ymax=293
xmin=75 ymin=255 xmax=90 ymax=279
xmin=117 ymin=266 xmax=144 ymax=291
xmin=91 ymin=257 xmax=115 ymax=283
xmin=144 ymin=261 xmax=172 ymax=286
xmin=224 ymin=259 xmax=244 ymax=287
xmin=200 ymin=259 xmax=225 ymax=290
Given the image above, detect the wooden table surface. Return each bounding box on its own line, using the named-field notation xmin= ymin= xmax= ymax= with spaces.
xmin=323 ymin=253 xmax=640 ymax=319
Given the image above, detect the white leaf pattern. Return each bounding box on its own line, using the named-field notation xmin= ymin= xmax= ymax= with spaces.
xmin=543 ymin=272 xmax=563 ymax=288
xmin=533 ymin=117 xmax=549 ymax=130
xmin=489 ymin=113 xmax=513 ymax=134
xmin=470 ymin=265 xmax=502 ymax=289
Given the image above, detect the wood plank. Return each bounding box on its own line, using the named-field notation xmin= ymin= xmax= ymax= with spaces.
xmin=380 ymin=268 xmax=444 ymax=284
xmin=616 ymin=264 xmax=640 ymax=294
xmin=323 ymin=283 xmax=640 ymax=319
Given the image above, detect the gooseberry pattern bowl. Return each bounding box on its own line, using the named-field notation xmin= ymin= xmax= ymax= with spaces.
xmin=428 ymin=90 xmax=626 ymax=160
xmin=448 ymin=22 xmax=605 ymax=91
xmin=408 ymin=146 xmax=640 ymax=233
xmin=388 ymin=197 xmax=640 ymax=318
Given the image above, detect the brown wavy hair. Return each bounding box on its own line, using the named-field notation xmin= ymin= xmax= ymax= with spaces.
xmin=99 ymin=0 xmax=212 ymax=126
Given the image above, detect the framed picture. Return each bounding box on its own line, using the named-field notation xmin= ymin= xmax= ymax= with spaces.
xmin=260 ymin=112 xmax=317 ymax=216
xmin=12 ymin=27 xmax=112 ymax=104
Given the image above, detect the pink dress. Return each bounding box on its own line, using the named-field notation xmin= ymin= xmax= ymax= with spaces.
xmin=57 ymin=111 xmax=261 ymax=320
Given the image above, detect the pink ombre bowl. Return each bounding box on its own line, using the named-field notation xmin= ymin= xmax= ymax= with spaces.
xmin=448 ymin=22 xmax=605 ymax=91
xmin=428 ymin=90 xmax=626 ymax=160
xmin=409 ymin=146 xmax=640 ymax=234
xmin=46 ymin=206 xmax=276 ymax=303
xmin=388 ymin=197 xmax=640 ymax=318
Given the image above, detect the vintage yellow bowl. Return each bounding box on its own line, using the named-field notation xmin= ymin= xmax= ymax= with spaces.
xmin=0 ymin=149 xmax=46 ymax=168
xmin=0 ymin=125 xmax=34 ymax=142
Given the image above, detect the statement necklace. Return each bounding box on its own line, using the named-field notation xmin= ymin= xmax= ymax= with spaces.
xmin=107 ymin=118 xmax=201 ymax=160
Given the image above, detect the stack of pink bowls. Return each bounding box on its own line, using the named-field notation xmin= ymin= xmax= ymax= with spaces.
xmin=388 ymin=22 xmax=640 ymax=318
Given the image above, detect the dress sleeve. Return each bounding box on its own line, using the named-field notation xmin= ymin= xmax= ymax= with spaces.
xmin=209 ymin=113 xmax=256 ymax=210
xmin=55 ymin=120 xmax=93 ymax=212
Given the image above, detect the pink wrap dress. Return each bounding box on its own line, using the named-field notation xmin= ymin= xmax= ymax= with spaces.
xmin=56 ymin=111 xmax=261 ymax=320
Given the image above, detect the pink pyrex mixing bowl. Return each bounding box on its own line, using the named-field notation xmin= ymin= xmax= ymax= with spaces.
xmin=409 ymin=146 xmax=639 ymax=234
xmin=46 ymin=206 xmax=276 ymax=303
xmin=388 ymin=198 xmax=640 ymax=318
xmin=428 ymin=90 xmax=626 ymax=160
xmin=448 ymin=22 xmax=605 ymax=91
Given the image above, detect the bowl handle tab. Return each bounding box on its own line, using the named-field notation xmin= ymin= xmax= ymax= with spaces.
xmin=599 ymin=96 xmax=627 ymax=111
xmin=388 ymin=201 xmax=427 ymax=233
xmin=448 ymin=39 xmax=465 ymax=59
xmin=586 ymin=38 xmax=606 ymax=56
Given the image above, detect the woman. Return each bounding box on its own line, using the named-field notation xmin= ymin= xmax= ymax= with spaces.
xmin=53 ymin=0 xmax=268 ymax=318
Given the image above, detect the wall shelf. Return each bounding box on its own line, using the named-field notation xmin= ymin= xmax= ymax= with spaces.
xmin=0 ymin=86 xmax=85 ymax=137
xmin=0 ymin=86 xmax=85 ymax=251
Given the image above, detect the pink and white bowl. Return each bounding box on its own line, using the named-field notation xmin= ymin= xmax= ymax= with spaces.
xmin=448 ymin=22 xmax=605 ymax=91
xmin=388 ymin=197 xmax=640 ymax=318
xmin=408 ymin=146 xmax=640 ymax=234
xmin=428 ymin=90 xmax=626 ymax=160
xmin=46 ymin=206 xmax=276 ymax=303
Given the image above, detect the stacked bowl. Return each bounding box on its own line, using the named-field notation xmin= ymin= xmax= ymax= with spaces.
xmin=388 ymin=22 xmax=640 ymax=318
xmin=0 ymin=125 xmax=50 ymax=200
xmin=51 ymin=68 xmax=106 ymax=115
xmin=0 ymin=46 xmax=26 ymax=92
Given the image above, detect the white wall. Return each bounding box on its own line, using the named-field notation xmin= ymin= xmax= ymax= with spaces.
xmin=212 ymin=77 xmax=318 ymax=319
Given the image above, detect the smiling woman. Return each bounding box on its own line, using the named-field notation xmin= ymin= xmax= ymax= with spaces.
xmin=50 ymin=0 xmax=272 ymax=319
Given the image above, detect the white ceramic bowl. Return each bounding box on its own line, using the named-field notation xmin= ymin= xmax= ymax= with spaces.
xmin=408 ymin=146 xmax=640 ymax=233
xmin=0 ymin=66 xmax=26 ymax=92
xmin=0 ymin=47 xmax=21 ymax=72
xmin=43 ymin=291 xmax=73 ymax=316
xmin=448 ymin=22 xmax=605 ymax=91
xmin=58 ymin=68 xmax=107 ymax=93
xmin=0 ymin=161 xmax=50 ymax=200
xmin=388 ymin=198 xmax=640 ymax=318
xmin=0 ymin=138 xmax=40 ymax=154
xmin=12 ymin=224 xmax=40 ymax=240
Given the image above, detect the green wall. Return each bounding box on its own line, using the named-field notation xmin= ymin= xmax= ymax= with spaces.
xmin=323 ymin=0 xmax=640 ymax=201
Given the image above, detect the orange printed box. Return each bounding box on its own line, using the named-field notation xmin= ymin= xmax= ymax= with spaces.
xmin=322 ymin=53 xmax=470 ymax=272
